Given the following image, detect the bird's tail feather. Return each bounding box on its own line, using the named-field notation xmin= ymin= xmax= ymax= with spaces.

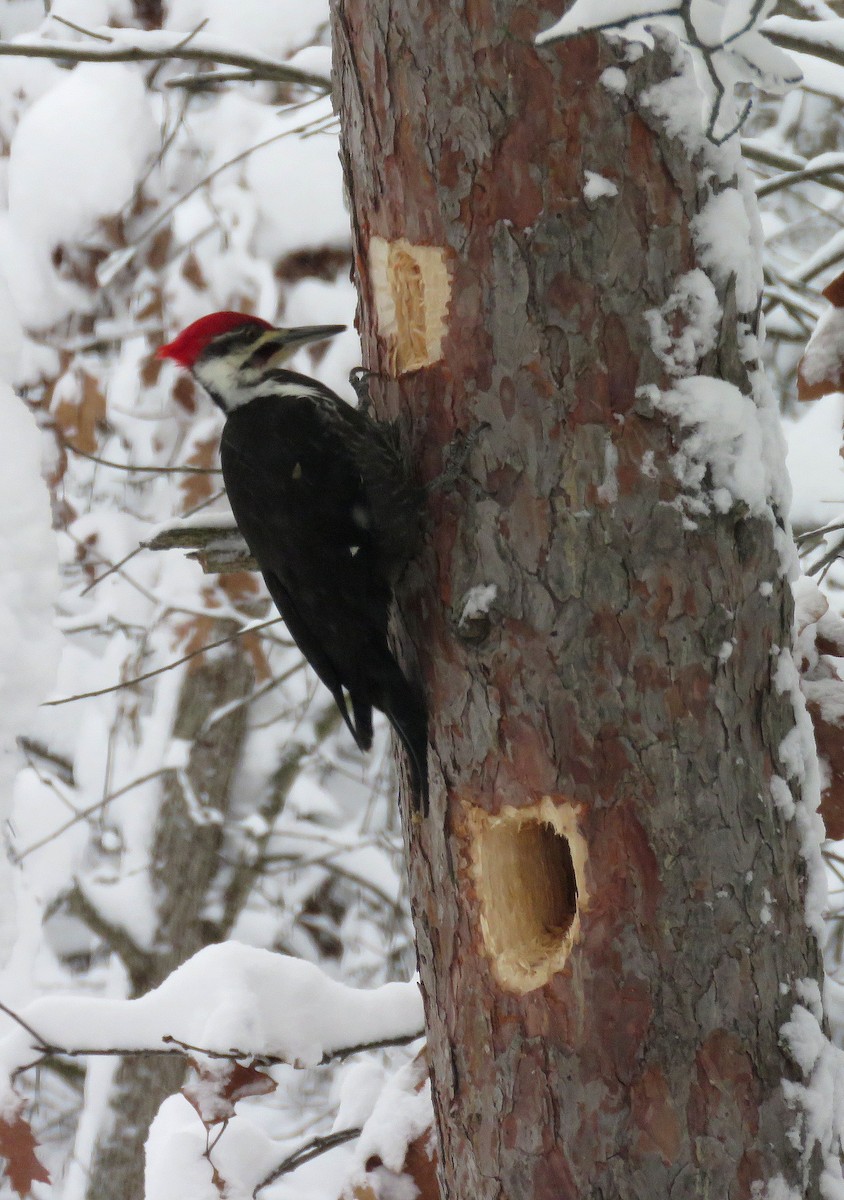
xmin=376 ymin=665 xmax=429 ymax=815
xmin=333 ymin=686 xmax=371 ymax=753
xmin=351 ymin=695 xmax=374 ymax=752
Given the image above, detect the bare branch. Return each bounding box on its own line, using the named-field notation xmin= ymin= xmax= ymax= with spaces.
xmin=216 ymin=702 xmax=342 ymax=937
xmin=0 ymin=1000 xmax=51 ymax=1049
xmin=42 ymin=616 xmax=283 ymax=707
xmin=17 ymin=738 xmax=75 ymax=787
xmin=538 ymin=3 xmax=791 ymax=146
xmin=166 ymin=68 xmax=266 ymax=91
xmin=80 ymin=544 xmax=148 ymax=596
xmin=50 ymin=13 xmax=114 ymax=41
xmin=60 ymin=434 xmax=223 ymax=475
xmin=252 ymin=1128 xmax=363 ymax=1196
xmin=742 ymin=140 xmax=805 ymax=172
xmin=13 ymin=768 xmax=170 ymax=861
xmin=99 ymin=114 xmax=334 ymax=284
xmin=756 ymin=158 xmax=844 ymax=198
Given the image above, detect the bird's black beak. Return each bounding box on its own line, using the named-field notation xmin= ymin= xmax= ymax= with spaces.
xmin=280 ymin=325 xmax=346 ymax=351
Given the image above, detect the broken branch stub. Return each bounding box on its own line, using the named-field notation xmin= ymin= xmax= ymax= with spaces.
xmin=145 ymin=525 xmax=257 ymax=574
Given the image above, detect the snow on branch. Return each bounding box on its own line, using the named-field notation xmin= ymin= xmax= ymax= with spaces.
xmin=764 ymin=15 xmax=844 ymax=72
xmin=145 ymin=519 xmax=256 ymax=574
xmin=0 ymin=943 xmax=424 ymax=1091
xmin=537 ymin=0 xmax=801 ymax=145
xmin=0 ymin=25 xmax=331 ymax=92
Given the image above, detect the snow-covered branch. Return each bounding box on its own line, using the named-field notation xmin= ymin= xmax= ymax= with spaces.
xmin=0 ymin=27 xmax=331 ymax=91
xmin=537 ymin=0 xmax=801 ymax=144
xmin=0 ymin=944 xmax=424 ymax=1087
xmin=755 ymin=152 xmax=844 ymax=199
xmin=764 ymin=15 xmax=844 ymax=71
xmin=145 ymin=521 xmax=256 ymax=572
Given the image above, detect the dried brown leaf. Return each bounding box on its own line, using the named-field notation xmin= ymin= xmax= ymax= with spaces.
xmin=183 ymin=1061 xmax=276 ymax=1128
xmin=797 ymin=268 xmax=844 ymax=401
xmin=179 ymin=433 xmax=219 ymax=511
xmin=182 ymin=251 xmax=207 ymax=291
xmin=823 ymin=269 xmax=844 ymax=309
xmin=52 ymin=370 xmax=107 ymax=454
xmin=0 ymin=1111 xmax=51 ymax=1198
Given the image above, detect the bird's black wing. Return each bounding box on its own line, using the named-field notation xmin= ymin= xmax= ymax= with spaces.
xmin=259 ymin=567 xmax=364 ymax=749
xmin=220 ymin=381 xmax=428 ymax=807
xmin=220 ymin=389 xmax=390 ymax=742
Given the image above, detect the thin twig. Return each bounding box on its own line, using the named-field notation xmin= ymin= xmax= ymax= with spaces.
xmin=166 ymin=68 xmax=264 ymax=90
xmin=0 ymin=1002 xmax=423 ymax=1077
xmin=538 ymin=1 xmax=781 ymax=146
xmin=61 ymin=435 xmax=222 ymax=475
xmin=42 ymin=616 xmax=283 ymax=706
xmin=13 ymin=768 xmax=170 ymax=861
xmin=253 ymin=1128 xmax=363 ymax=1196
xmin=50 ymin=13 xmax=113 ymax=41
xmin=0 ymin=1000 xmax=51 ymax=1048
xmin=98 ymin=122 xmax=318 ymax=283
xmin=80 ymin=544 xmax=148 ymax=597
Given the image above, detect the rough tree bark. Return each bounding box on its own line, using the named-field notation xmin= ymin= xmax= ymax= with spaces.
xmin=331 ymin=4 xmax=825 ymax=1199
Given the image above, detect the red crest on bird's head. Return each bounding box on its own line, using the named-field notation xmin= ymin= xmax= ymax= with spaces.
xmin=156 ymin=312 xmax=273 ymax=368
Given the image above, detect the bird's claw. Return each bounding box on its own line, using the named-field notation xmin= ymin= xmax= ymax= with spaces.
xmin=349 ymin=367 xmax=378 ymax=415
xmin=427 ymin=422 xmax=491 ymax=493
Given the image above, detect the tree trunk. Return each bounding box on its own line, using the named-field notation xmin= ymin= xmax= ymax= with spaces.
xmin=82 ymin=623 xmax=255 ymax=1200
xmin=131 ymin=1 xmax=164 ymax=29
xmin=331 ymin=4 xmax=825 ymax=1199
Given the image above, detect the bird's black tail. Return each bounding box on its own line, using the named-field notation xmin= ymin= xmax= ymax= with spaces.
xmin=367 ymin=656 xmax=429 ymax=814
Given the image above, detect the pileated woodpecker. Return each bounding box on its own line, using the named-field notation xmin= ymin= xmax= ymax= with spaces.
xmin=157 ymin=311 xmax=428 ymax=811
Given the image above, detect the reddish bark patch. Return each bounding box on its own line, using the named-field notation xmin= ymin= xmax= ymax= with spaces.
xmin=496 ymin=711 xmax=559 ymax=793
xmin=687 ymin=1030 xmax=759 ymax=1151
xmin=812 ymin=698 xmax=844 ymax=840
xmin=532 ymin=1143 xmax=578 ymax=1200
xmin=630 ymin=1066 xmax=683 ymax=1165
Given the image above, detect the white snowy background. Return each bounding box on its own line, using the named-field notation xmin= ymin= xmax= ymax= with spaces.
xmin=0 ymin=0 xmax=840 ymax=1198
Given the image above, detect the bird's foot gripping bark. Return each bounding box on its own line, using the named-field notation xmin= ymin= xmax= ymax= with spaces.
xmin=348 ymin=367 xmax=378 ymax=416
xmin=427 ymin=423 xmax=490 ymax=494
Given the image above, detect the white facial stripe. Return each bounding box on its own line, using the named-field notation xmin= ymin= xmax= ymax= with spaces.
xmin=250 ymin=381 xmax=332 ymax=402
xmin=195 ymin=342 xmax=340 ymax=414
xmin=195 ymin=353 xmax=254 ymax=410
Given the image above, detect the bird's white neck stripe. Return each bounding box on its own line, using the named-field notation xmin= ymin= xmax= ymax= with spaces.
xmin=195 ymin=358 xmax=330 ymax=413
